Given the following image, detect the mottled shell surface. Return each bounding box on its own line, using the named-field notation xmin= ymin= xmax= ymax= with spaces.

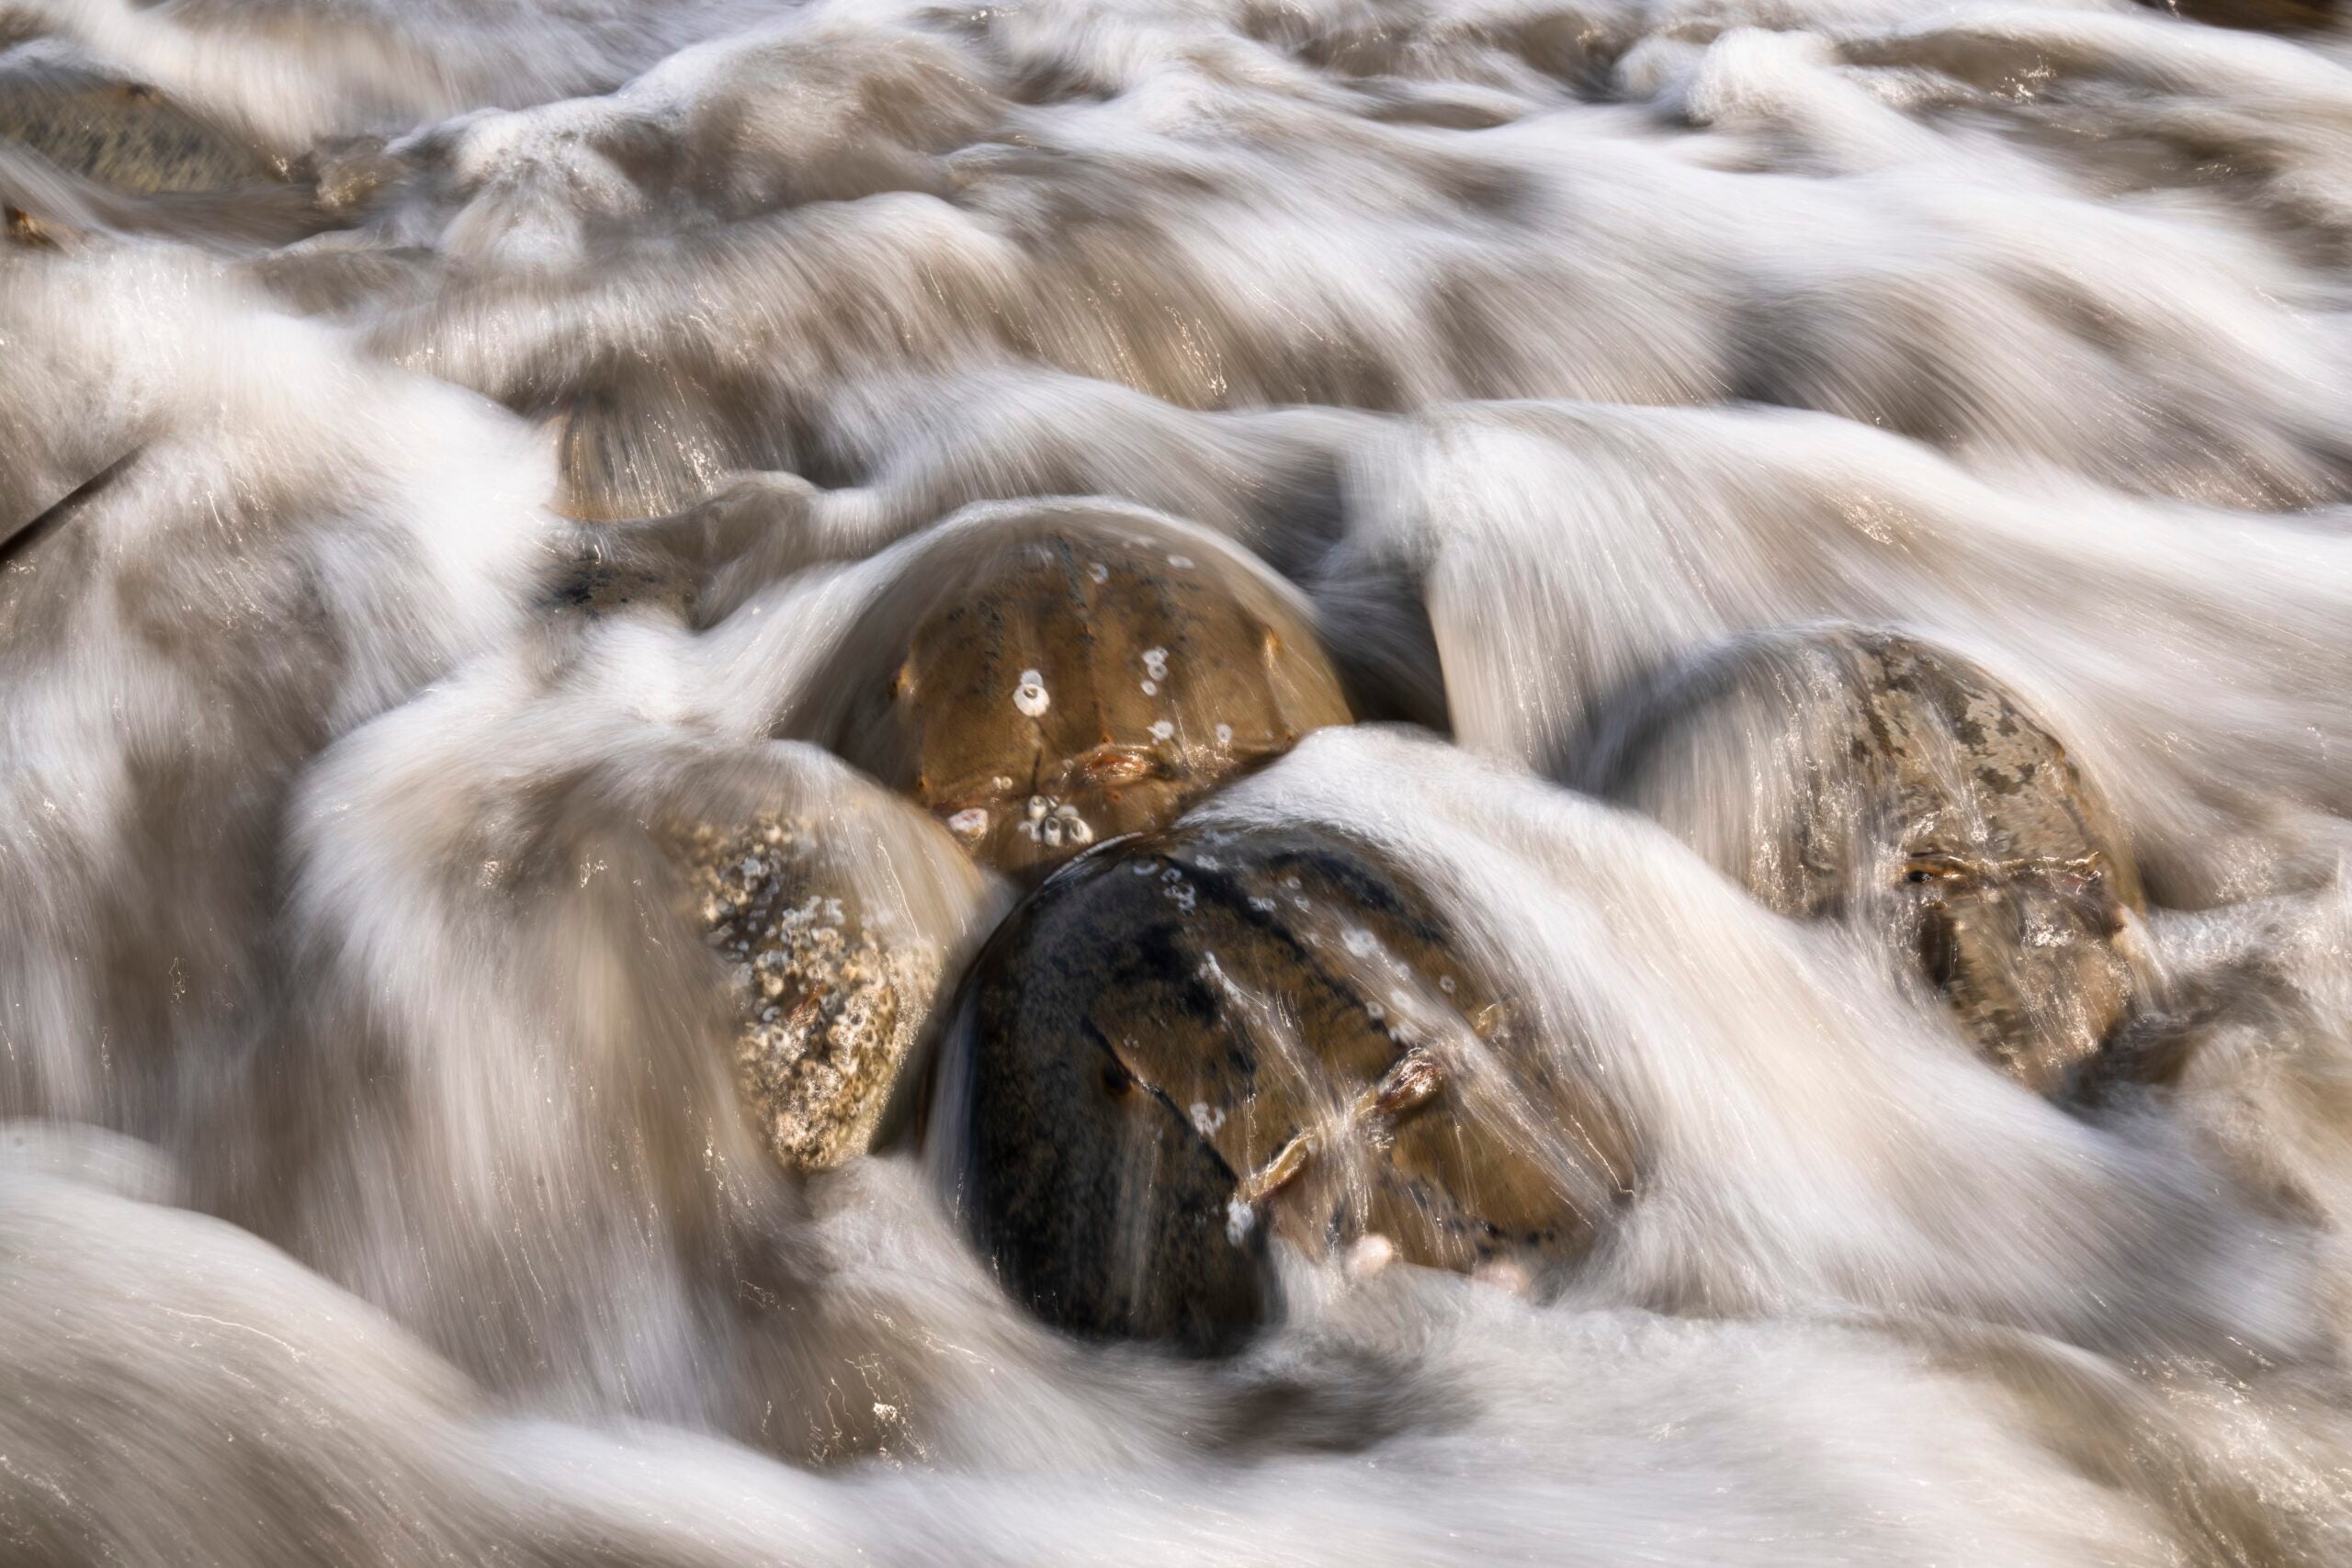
xmin=0 ymin=62 xmax=277 ymax=195
xmin=887 ymin=535 xmax=1351 ymax=879
xmin=936 ymin=824 xmax=1629 ymax=1350
xmin=1589 ymin=628 xmax=2140 ymax=1094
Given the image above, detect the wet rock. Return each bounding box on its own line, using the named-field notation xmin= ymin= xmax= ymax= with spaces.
xmin=551 ymin=380 xmax=738 ymax=524
xmin=306 ymin=134 xmax=409 ymax=218
xmin=2 ymin=200 xmax=53 ymax=247
xmin=853 ymin=531 xmax=1352 ymax=880
xmin=1584 ymin=627 xmax=2142 ymax=1093
xmin=933 ymin=823 xmax=1630 ymax=1350
xmin=0 ymin=54 xmax=278 ymax=195
xmin=537 ymin=531 xmax=691 ymax=620
xmin=2136 ymin=0 xmax=2335 ymax=34
xmin=523 ymin=465 xmax=823 ymax=623
xmin=666 ymin=811 xmax=944 ymax=1172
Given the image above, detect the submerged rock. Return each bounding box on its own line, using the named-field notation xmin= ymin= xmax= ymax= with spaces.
xmin=933 ymin=823 xmax=1630 ymax=1350
xmin=1585 ymin=628 xmax=2142 ymax=1093
xmin=666 ymin=811 xmax=944 ymax=1172
xmin=551 ymin=380 xmax=736 ymax=524
xmin=856 ymin=531 xmax=1352 ymax=880
xmin=2137 ymin=0 xmax=2335 ymax=34
xmin=0 ymin=55 xmax=278 ymax=195
xmin=537 ymin=530 xmax=691 ymax=620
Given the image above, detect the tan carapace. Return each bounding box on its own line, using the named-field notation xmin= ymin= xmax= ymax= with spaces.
xmin=880 ymin=533 xmax=1352 ymax=880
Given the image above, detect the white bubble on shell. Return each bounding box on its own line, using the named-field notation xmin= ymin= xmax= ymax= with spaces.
xmin=1013 ymin=670 xmax=1050 ymax=716
xmin=1088 ymin=562 xmax=1109 ymax=583
xmin=1345 ymin=1235 xmax=1396 ymax=1279
xmin=1140 ymin=681 xmax=1158 ymax=695
xmin=1150 ymin=720 xmax=1174 ymax=741
xmin=946 ymin=807 xmax=989 ymax=838
xmin=1475 ymin=1258 xmax=1534 ymax=1299
xmin=1142 ymin=647 xmax=1170 ymax=679
xmin=1168 ymin=555 xmax=1194 ymax=570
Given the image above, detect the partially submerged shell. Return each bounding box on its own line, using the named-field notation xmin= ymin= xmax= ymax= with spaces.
xmin=933 ymin=823 xmax=1630 ymax=1350
xmin=1583 ymin=627 xmax=2142 ymax=1093
xmin=664 ymin=811 xmax=946 ymax=1172
xmin=854 ymin=528 xmax=1351 ymax=879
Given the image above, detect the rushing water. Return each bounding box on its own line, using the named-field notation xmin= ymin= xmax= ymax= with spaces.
xmin=7 ymin=0 xmax=2352 ymax=1561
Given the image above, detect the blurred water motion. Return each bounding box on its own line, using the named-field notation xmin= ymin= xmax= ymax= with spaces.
xmin=6 ymin=0 xmax=2352 ymax=1561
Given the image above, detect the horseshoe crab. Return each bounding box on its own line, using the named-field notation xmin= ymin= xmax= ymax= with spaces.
xmin=1581 ymin=627 xmax=2142 ymax=1093
xmin=837 ymin=524 xmax=1352 ymax=880
xmin=932 ymin=823 xmax=1631 ymax=1350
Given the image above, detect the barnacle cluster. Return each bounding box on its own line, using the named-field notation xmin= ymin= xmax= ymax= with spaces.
xmin=670 ymin=814 xmax=939 ymax=1171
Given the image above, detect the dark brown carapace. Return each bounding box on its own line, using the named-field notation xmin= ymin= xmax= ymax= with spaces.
xmin=939 ymin=824 xmax=1632 ymax=1350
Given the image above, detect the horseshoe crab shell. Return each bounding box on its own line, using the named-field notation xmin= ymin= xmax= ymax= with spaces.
xmin=930 ymin=822 xmax=1630 ymax=1350
xmin=1581 ymin=627 xmax=2142 ymax=1093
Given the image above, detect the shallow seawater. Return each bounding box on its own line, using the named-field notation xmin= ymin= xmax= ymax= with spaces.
xmin=6 ymin=0 xmax=2352 ymax=1561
